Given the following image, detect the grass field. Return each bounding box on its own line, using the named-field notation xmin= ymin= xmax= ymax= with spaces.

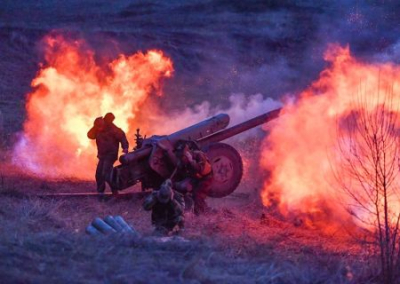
xmin=0 ymin=162 xmax=379 ymax=283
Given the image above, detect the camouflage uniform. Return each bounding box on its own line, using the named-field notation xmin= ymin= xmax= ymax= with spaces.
xmin=143 ymin=180 xmax=185 ymax=235
xmin=175 ymin=149 xmax=213 ymax=215
xmin=87 ymin=114 xmax=129 ymax=193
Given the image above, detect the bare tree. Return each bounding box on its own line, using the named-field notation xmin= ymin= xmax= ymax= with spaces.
xmin=335 ymin=82 xmax=400 ymax=284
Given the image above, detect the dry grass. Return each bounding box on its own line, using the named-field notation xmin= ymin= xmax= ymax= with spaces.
xmin=0 ymin=170 xmax=384 ymax=283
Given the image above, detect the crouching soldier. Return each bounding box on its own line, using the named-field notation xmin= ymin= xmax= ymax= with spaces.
xmin=143 ymin=179 xmax=185 ymax=235
xmin=173 ymin=140 xmax=213 ymax=215
xmin=87 ymin=113 xmax=129 ymax=195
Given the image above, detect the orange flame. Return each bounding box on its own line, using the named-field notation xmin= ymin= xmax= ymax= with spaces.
xmin=13 ymin=34 xmax=173 ymax=179
xmin=261 ymin=45 xmax=400 ymax=227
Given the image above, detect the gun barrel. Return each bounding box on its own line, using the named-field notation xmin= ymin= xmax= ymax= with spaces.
xmin=167 ymin=113 xmax=230 ymax=143
xmin=120 ymin=113 xmax=230 ymax=164
xmin=197 ymin=108 xmax=281 ymax=145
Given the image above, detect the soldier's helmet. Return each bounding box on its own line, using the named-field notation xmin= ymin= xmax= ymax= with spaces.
xmin=104 ymin=112 xmax=115 ymax=124
xmin=158 ymin=179 xmax=174 ymax=204
xmin=94 ymin=117 xmax=105 ymax=129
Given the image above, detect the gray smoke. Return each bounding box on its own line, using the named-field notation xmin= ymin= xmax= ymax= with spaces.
xmin=144 ymin=93 xmax=282 ymax=136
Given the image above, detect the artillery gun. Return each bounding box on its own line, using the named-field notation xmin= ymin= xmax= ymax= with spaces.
xmin=110 ymin=108 xmax=281 ymax=198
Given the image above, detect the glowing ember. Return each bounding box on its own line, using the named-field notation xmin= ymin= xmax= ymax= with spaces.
xmin=13 ymin=34 xmax=173 ymax=179
xmin=261 ymin=45 xmax=400 ymax=227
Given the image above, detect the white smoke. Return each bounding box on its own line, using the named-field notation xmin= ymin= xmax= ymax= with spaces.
xmin=146 ymin=93 xmax=282 ymax=137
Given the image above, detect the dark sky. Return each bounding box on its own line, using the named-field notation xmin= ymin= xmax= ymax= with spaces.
xmin=0 ymin=0 xmax=399 ymax=134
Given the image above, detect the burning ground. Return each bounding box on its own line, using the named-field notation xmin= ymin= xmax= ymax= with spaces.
xmin=1 ymin=1 xmax=400 ymax=283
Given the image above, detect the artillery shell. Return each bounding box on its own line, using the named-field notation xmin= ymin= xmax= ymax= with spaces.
xmin=85 ymin=224 xmax=101 ymax=236
xmin=114 ymin=216 xmax=138 ymax=236
xmin=104 ymin=215 xmax=124 ymax=232
xmin=92 ymin=217 xmax=117 ymax=234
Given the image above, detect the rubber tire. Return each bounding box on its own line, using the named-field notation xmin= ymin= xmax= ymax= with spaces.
xmin=202 ymin=142 xmax=243 ymax=198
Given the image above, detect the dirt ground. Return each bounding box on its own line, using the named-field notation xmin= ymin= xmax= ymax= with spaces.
xmin=0 ymin=160 xmax=379 ymax=284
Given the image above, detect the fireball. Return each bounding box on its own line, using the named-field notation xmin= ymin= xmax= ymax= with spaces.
xmin=261 ymin=45 xmax=400 ymax=228
xmin=13 ymin=34 xmax=173 ymax=179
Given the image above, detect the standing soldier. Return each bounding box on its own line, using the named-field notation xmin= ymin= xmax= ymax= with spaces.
xmin=87 ymin=112 xmax=129 ymax=195
xmin=143 ymin=179 xmax=185 ymax=235
xmin=173 ymin=140 xmax=213 ymax=215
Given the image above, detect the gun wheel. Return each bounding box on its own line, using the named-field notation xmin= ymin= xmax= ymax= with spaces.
xmin=202 ymin=142 xmax=243 ymax=198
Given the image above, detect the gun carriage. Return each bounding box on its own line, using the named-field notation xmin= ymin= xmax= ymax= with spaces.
xmin=110 ymin=108 xmax=281 ymax=198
